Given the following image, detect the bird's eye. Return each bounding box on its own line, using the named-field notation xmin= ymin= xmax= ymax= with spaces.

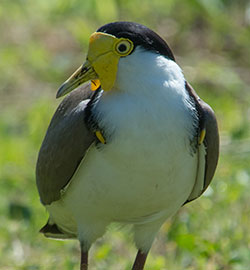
xmin=114 ymin=39 xmax=134 ymax=56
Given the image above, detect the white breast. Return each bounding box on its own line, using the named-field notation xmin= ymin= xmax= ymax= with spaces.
xmin=47 ymin=50 xmax=199 ymax=240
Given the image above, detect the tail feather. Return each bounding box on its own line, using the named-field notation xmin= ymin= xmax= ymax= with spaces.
xmin=40 ymin=220 xmax=76 ymax=240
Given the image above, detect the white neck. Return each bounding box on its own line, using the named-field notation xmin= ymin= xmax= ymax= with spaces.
xmin=115 ymin=48 xmax=186 ymax=99
xmin=95 ymin=48 xmax=198 ymax=141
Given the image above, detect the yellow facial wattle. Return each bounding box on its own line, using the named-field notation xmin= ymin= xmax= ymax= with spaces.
xmin=56 ymin=32 xmax=134 ymax=98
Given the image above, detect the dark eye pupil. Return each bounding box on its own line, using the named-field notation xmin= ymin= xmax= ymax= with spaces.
xmin=118 ymin=44 xmax=127 ymax=52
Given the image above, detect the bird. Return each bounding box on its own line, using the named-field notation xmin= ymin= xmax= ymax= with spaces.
xmin=36 ymin=21 xmax=219 ymax=270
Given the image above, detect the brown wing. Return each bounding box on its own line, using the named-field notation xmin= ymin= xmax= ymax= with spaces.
xmin=185 ymin=82 xmax=219 ymax=203
xmin=36 ymin=83 xmax=96 ymax=205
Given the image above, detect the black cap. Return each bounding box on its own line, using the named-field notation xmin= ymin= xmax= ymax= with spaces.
xmin=97 ymin=21 xmax=175 ymax=61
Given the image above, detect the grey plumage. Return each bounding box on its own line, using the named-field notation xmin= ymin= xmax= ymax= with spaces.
xmin=185 ymin=82 xmax=219 ymax=203
xmin=36 ymin=84 xmax=95 ymax=205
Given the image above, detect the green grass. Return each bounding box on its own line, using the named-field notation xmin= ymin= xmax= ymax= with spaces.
xmin=0 ymin=0 xmax=250 ymax=269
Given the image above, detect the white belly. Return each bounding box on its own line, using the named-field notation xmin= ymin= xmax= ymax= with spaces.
xmin=47 ymin=131 xmax=197 ymax=235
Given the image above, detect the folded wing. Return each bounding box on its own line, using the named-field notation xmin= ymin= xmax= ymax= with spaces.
xmin=36 ymin=84 xmax=96 ymax=205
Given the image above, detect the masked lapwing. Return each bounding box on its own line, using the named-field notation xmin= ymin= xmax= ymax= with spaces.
xmin=36 ymin=21 xmax=219 ymax=270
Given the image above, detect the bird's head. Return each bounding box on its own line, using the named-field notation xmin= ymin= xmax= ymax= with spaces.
xmin=56 ymin=21 xmax=175 ymax=98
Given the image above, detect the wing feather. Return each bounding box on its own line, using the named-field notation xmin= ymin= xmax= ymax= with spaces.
xmin=185 ymin=82 xmax=219 ymax=203
xmin=36 ymin=84 xmax=95 ymax=205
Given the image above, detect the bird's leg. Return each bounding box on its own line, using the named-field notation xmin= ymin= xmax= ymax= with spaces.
xmin=80 ymin=246 xmax=88 ymax=270
xmin=132 ymin=250 xmax=148 ymax=270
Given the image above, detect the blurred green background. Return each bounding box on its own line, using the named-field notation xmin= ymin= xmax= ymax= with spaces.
xmin=0 ymin=0 xmax=250 ymax=269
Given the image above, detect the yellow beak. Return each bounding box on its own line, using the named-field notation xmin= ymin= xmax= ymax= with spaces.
xmin=56 ymin=61 xmax=97 ymax=98
xmin=56 ymin=32 xmax=125 ymax=98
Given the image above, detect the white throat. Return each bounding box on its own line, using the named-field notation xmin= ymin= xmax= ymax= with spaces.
xmin=115 ymin=47 xmax=185 ymax=97
xmin=95 ymin=48 xmax=198 ymax=142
